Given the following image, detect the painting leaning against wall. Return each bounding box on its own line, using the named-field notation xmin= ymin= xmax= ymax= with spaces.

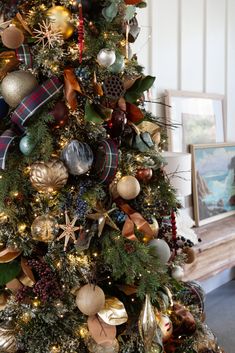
xmin=191 ymin=143 xmax=235 ymax=226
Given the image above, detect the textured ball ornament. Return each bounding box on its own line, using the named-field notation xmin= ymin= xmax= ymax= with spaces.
xmin=171 ymin=266 xmax=184 ymax=281
xmin=1 ymin=25 xmax=24 ymax=49
xmin=19 ymin=135 xmax=36 ymax=156
xmin=1 ymin=71 xmax=38 ymax=108
xmin=103 ymin=75 xmax=125 ymax=100
xmin=31 ymin=215 xmax=58 ymax=243
xmin=30 ymin=159 xmax=68 ymax=193
xmin=97 ymin=49 xmax=116 ymax=67
xmin=49 ymin=101 xmax=69 ymax=129
xmin=46 ymin=6 xmax=74 ymax=39
xmin=61 ymin=140 xmax=94 ymax=176
xmin=0 ymin=319 xmax=17 ymax=353
xmin=117 ymin=176 xmax=140 ymax=200
xmin=136 ymin=168 xmax=153 ymax=182
xmin=0 ymin=97 xmax=9 ymax=119
xmin=149 ymin=239 xmax=171 ymax=264
xmin=157 ymin=314 xmax=173 ymax=342
xmin=76 ymin=284 xmax=105 ymax=316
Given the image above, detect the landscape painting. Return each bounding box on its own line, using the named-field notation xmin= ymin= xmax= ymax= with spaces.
xmin=191 ymin=144 xmax=235 ymax=226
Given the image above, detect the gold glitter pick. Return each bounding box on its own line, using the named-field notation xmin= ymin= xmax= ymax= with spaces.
xmin=87 ymin=205 xmax=119 ymax=237
xmin=57 ymin=211 xmax=80 ymax=251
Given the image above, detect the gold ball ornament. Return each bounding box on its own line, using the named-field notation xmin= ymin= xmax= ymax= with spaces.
xmin=1 ymin=71 xmax=38 ymax=108
xmin=76 ymin=284 xmax=105 ymax=316
xmin=31 ymin=214 xmax=59 ymax=243
xmin=47 ymin=6 xmax=74 ymax=39
xmin=1 ymin=25 xmax=24 ymax=49
xmin=117 ymin=176 xmax=140 ymax=200
xmin=30 ymin=159 xmax=68 ymax=193
xmin=0 ymin=319 xmax=17 ymax=353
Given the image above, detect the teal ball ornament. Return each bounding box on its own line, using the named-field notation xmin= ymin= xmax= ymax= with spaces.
xmin=109 ymin=53 xmax=125 ymax=73
xmin=19 ymin=135 xmax=36 ymax=156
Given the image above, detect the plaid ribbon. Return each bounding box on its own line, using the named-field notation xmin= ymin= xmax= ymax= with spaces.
xmin=0 ymin=76 xmax=63 ymax=169
xmin=94 ymin=139 xmax=118 ymax=184
xmin=15 ymin=44 xmax=33 ymax=68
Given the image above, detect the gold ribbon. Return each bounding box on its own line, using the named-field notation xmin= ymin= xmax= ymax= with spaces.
xmin=15 ymin=13 xmax=33 ymax=35
xmin=116 ymin=198 xmax=154 ymax=241
xmin=64 ymin=68 xmax=83 ymax=111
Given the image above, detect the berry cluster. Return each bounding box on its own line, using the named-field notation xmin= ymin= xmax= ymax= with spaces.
xmin=76 ymin=179 xmax=94 ymax=223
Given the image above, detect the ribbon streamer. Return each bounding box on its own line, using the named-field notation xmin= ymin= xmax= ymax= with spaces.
xmin=64 ymin=68 xmax=83 ymax=110
xmin=78 ymin=2 xmax=84 ymax=63
xmin=15 ymin=44 xmax=33 ymax=68
xmin=116 ymin=198 xmax=154 ymax=241
xmin=0 ymin=76 xmax=63 ymax=169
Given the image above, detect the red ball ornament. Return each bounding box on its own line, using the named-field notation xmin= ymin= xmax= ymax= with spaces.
xmin=136 ymin=168 xmax=153 ymax=182
xmin=50 ymin=101 xmax=69 ymax=129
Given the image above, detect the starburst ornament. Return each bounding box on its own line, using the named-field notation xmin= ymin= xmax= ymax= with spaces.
xmin=33 ymin=20 xmax=63 ymax=48
xmin=87 ymin=205 xmax=119 ymax=237
xmin=57 ymin=211 xmax=80 ymax=251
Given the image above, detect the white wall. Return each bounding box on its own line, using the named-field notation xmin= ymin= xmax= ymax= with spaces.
xmin=134 ymin=0 xmax=235 ymax=141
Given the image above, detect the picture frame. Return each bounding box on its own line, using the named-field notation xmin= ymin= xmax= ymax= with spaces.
xmin=191 ymin=143 xmax=235 ymax=226
xmin=165 ymin=90 xmax=225 ymax=152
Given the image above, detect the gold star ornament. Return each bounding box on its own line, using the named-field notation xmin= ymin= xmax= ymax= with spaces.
xmin=57 ymin=212 xmax=80 ymax=251
xmin=87 ymin=205 xmax=119 ymax=237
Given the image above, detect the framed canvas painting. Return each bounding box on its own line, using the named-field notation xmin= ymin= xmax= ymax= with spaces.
xmin=165 ymin=90 xmax=225 ymax=152
xmin=191 ymin=143 xmax=235 ymax=226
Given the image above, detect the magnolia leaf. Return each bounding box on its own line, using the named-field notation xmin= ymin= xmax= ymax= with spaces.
xmin=126 ymin=102 xmax=144 ymax=123
xmin=125 ymin=76 xmax=156 ymax=103
xmin=85 ymin=101 xmax=103 ymax=124
xmin=0 ymin=260 xmax=21 ymax=285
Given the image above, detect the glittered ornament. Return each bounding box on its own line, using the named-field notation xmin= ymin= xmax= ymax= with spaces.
xmin=0 ymin=97 xmax=9 ymax=119
xmin=49 ymin=101 xmax=69 ymax=129
xmin=138 ymin=295 xmax=157 ymax=351
xmin=1 ymin=71 xmax=38 ymax=108
xmin=1 ymin=25 xmax=24 ymax=49
xmin=108 ymin=53 xmax=125 ymax=74
xmin=103 ymin=75 xmax=125 ymax=100
xmin=46 ymin=6 xmax=74 ymax=39
xmin=30 ymin=158 xmax=68 ymax=193
xmin=76 ymin=284 xmax=105 ymax=316
xmin=31 ymin=214 xmax=58 ymax=243
xmin=19 ymin=135 xmax=36 ymax=156
xmin=61 ymin=140 xmax=94 ymax=176
xmin=136 ymin=168 xmax=153 ymax=182
xmin=0 ymin=319 xmax=17 ymax=353
xmin=149 ymin=239 xmax=171 ymax=264
xmin=171 ymin=266 xmax=184 ymax=281
xmin=117 ymin=176 xmax=140 ymax=200
xmin=97 ymin=49 xmax=116 ymax=67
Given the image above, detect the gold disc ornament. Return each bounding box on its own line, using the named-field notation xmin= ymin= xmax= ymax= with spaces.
xmin=1 ymin=25 xmax=24 ymax=49
xmin=31 ymin=214 xmax=59 ymax=243
xmin=30 ymin=158 xmax=68 ymax=193
xmin=1 ymin=71 xmax=38 ymax=108
xmin=46 ymin=6 xmax=74 ymax=39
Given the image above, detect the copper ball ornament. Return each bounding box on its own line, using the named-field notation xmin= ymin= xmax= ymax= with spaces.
xmin=76 ymin=284 xmax=105 ymax=316
xmin=117 ymin=176 xmax=140 ymax=200
xmin=46 ymin=6 xmax=74 ymax=39
xmin=50 ymin=101 xmax=69 ymax=129
xmin=1 ymin=25 xmax=24 ymax=49
xmin=136 ymin=168 xmax=153 ymax=182
xmin=1 ymin=71 xmax=38 ymax=108
xmin=31 ymin=215 xmax=58 ymax=243
xmin=30 ymin=158 xmax=68 ymax=193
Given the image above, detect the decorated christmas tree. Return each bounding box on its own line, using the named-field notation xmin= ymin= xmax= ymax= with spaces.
xmin=0 ymin=1 xmax=225 ymax=353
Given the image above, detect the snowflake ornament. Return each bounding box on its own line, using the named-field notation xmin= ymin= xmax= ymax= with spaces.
xmin=33 ymin=20 xmax=63 ymax=48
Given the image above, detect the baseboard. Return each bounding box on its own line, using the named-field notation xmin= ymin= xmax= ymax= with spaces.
xmin=199 ymin=267 xmax=235 ymax=294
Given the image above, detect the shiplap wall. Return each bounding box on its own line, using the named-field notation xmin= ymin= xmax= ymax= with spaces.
xmin=134 ymin=0 xmax=235 ymax=141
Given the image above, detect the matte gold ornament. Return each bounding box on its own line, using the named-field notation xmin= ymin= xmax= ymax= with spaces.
xmin=30 ymin=158 xmax=68 ymax=193
xmin=138 ymin=295 xmax=157 ymax=351
xmin=117 ymin=176 xmax=140 ymax=200
xmin=31 ymin=214 xmax=58 ymax=243
xmin=46 ymin=6 xmax=74 ymax=39
xmin=0 ymin=319 xmax=17 ymax=353
xmin=1 ymin=25 xmax=24 ymax=49
xmin=1 ymin=71 xmax=38 ymax=108
xmin=76 ymin=284 xmax=105 ymax=316
xmin=98 ymin=297 xmax=128 ymax=325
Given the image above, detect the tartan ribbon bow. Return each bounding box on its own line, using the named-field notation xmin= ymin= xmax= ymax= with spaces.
xmin=0 ymin=76 xmax=63 ymax=170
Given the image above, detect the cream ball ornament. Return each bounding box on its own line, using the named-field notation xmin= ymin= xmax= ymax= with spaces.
xmin=171 ymin=266 xmax=184 ymax=281
xmin=117 ymin=176 xmax=140 ymax=200
xmin=1 ymin=71 xmax=38 ymax=108
xmin=97 ymin=49 xmax=116 ymax=67
xmin=76 ymin=284 xmax=105 ymax=316
xmin=149 ymin=239 xmax=171 ymax=264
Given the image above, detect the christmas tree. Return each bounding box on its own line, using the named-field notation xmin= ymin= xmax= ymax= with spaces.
xmin=0 ymin=1 xmax=224 ymax=353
